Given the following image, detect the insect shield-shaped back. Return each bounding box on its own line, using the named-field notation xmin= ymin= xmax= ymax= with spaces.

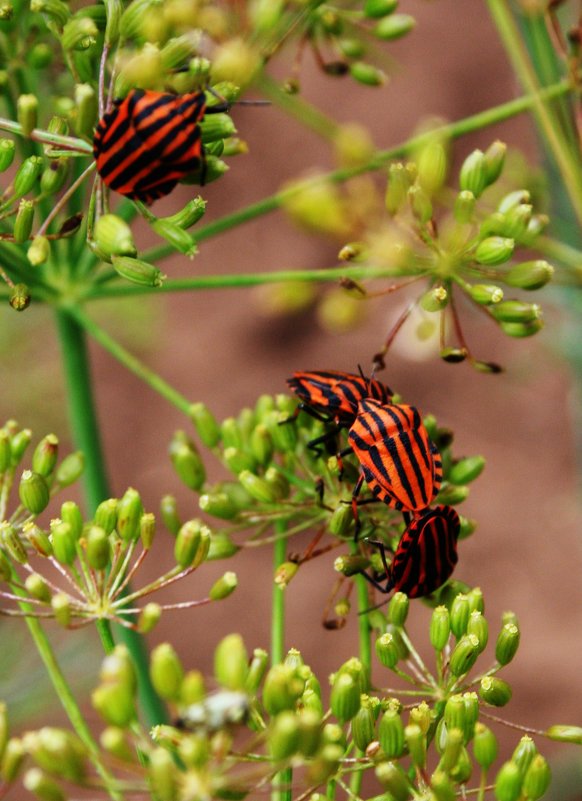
xmin=389 ymin=505 xmax=460 ymax=597
xmin=93 ymin=89 xmax=208 ymax=204
xmin=348 ymin=399 xmax=442 ymax=512
xmin=287 ymin=370 xmax=393 ymax=425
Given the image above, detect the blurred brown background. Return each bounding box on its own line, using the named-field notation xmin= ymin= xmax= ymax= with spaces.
xmin=2 ymin=0 xmax=582 ymax=795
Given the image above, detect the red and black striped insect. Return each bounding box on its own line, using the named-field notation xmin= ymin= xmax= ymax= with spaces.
xmin=93 ymin=89 xmax=226 ymax=204
xmin=361 ymin=505 xmax=460 ymax=598
xmin=348 ymin=398 xmax=442 ymax=515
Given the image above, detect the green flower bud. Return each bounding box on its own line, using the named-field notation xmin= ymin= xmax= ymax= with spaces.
xmin=469 ymin=284 xmax=503 ymax=305
xmin=264 ymin=467 xmax=290 ymax=500
xmin=31 ymin=434 xmax=58 ymax=478
xmin=25 ymin=573 xmax=51 ymax=603
xmin=387 ymin=591 xmax=409 ymax=627
xmin=459 ymin=149 xmax=488 ymax=198
xmin=15 ymin=155 xmax=44 ymax=199
xmin=386 ymin=162 xmax=410 ymax=214
xmin=60 ymin=501 xmax=83 ymax=541
xmin=163 ymin=197 xmax=206 ymax=230
xmin=364 ymin=0 xmax=398 ymax=17
xmin=0 ymin=139 xmax=15 ymax=172
xmin=334 ymin=554 xmax=370 ymax=577
xmin=139 ymin=512 xmax=155 ymax=550
xmin=85 ymin=526 xmax=110 ymax=570
xmin=151 ymin=219 xmax=197 ymax=257
xmin=94 ymin=498 xmax=117 ymax=534
xmin=274 ymin=560 xmax=299 ymax=588
xmin=523 ymin=754 xmax=551 ymax=799
xmin=265 ymin=411 xmax=298 ymax=452
xmin=1 ymin=737 xmax=25 ymax=782
xmin=504 ymin=260 xmax=553 ymax=290
xmin=74 ymin=83 xmax=97 ymax=139
xmin=295 ymin=708 xmax=321 ymax=757
xmin=245 ymin=648 xmax=268 ymax=694
xmin=116 ymin=488 xmax=143 ymax=542
xmin=511 ymin=735 xmax=537 ymax=778
xmin=449 ymin=634 xmax=480 ymax=677
xmin=378 ymin=708 xmax=405 ymax=757
xmin=263 ymin=665 xmax=304 ymax=715
xmin=51 ymin=593 xmax=71 ymax=627
xmin=62 ymin=16 xmax=98 ymax=50
xmin=501 ymin=203 xmax=532 ymax=240
xmin=444 ymin=695 xmax=466 ymax=739
xmin=237 ymin=470 xmax=277 ymax=503
xmin=94 ymin=215 xmax=137 ymax=260
xmin=0 ymin=429 xmax=10 ymax=471
xmin=209 ymin=570 xmax=237 ymax=600
xmin=136 ymin=602 xmax=161 ymax=634
xmin=199 ymin=113 xmax=236 ymax=145
xmin=180 ymin=670 xmax=205 ymax=705
xmin=112 ymin=256 xmax=165 ymax=287
xmin=495 ymin=760 xmax=522 ymax=801
xmin=409 ymin=184 xmax=433 ymax=224
xmin=454 ymin=189 xmax=476 ymax=223
xmin=51 ymin=522 xmax=77 ymax=566
xmin=499 ymin=318 xmax=544 ymax=338
xmin=214 ymin=633 xmax=248 ymax=690
xmin=473 ymin=722 xmax=498 ymax=769
xmin=375 ymin=633 xmax=400 ymax=668
xmin=496 ymin=622 xmax=520 ymax=665
xmin=330 ymin=673 xmax=360 ymax=722
xmin=435 ymin=483 xmax=469 ymax=505
xmin=417 ymin=140 xmax=447 ymax=196
xmin=7 ymin=427 xmax=27 ymax=464
xmin=27 ymin=236 xmax=50 ymax=266
xmin=449 ymin=456 xmax=485 ymax=485
xmin=450 ymin=593 xmax=470 ymax=637
xmin=420 ymin=285 xmax=447 ymax=312
xmin=159 ymin=495 xmax=180 ymax=536
xmin=545 ymin=724 xmax=582 ymax=743
xmin=174 ymin=520 xmax=201 ymax=568
xmin=405 ymin=724 xmax=426 ymax=768
xmin=467 ymin=610 xmax=488 ymax=650
xmin=385 ymin=623 xmax=410 ymax=659
xmin=101 ymin=645 xmax=136 ymax=692
xmin=0 ymin=523 xmax=27 ymax=564
xmin=207 ymin=529 xmax=239 ymax=559
xmin=483 ymin=140 xmax=507 ymax=185
xmin=374 ymin=13 xmax=415 ymax=39
xmin=17 ymin=94 xmax=38 ymax=137
xmin=223 ymin=447 xmax=255 ymax=474
xmin=523 ymin=213 xmax=548 ymax=242
xmin=150 ymin=643 xmax=183 ymax=701
xmin=248 ymin=424 xmax=273 ymax=467
xmin=23 ymin=523 xmax=53 ymax=557
xmin=475 ymin=236 xmax=515 ymax=266
xmin=409 ymin=701 xmax=431 ymax=735
xmin=478 ymin=676 xmax=512 ymax=707
xmin=100 ymin=727 xmax=134 ymax=762
xmin=148 ymin=747 xmax=176 ymax=801
xmin=352 ymin=703 xmax=376 ymax=751
xmin=13 ymin=200 xmax=34 ymax=244
xmin=349 ymin=61 xmax=385 ymax=86
xmin=269 ymin=711 xmax=300 ymax=760
xmin=327 ymin=504 xmax=354 ymax=537
xmin=439 ymin=726 xmax=463 ymax=772
xmin=170 ymin=439 xmax=206 ymax=491
xmin=466 ymin=586 xmax=484 ymax=613
xmin=450 ymin=744 xmax=472 ymax=783
xmin=491 ymin=300 xmax=541 ymax=324
xmin=56 ymin=451 xmax=85 ymax=487
xmin=430 ymin=770 xmax=456 ymax=801
xmin=498 ymin=189 xmax=530 ymax=214
xmin=374 ymin=760 xmax=411 ymax=800
xmin=463 ymin=691 xmax=479 ymax=733
xmin=19 ymin=470 xmax=49 ymax=514
xmin=30 ymin=0 xmax=69 ymax=24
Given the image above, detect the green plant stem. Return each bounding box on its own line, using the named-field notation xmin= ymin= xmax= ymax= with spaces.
xmin=66 ymin=304 xmax=192 ymax=414
xmin=271 ymin=519 xmax=291 ymax=801
xmin=0 ymin=117 xmax=93 ymax=153
xmin=257 ymin=73 xmax=340 ymax=141
xmin=486 ymin=0 xmax=582 ymax=225
xmin=54 ymin=305 xmax=168 ymax=726
xmin=140 ymin=80 xmax=572 ymax=264
xmin=349 ymin=543 xmax=371 ymax=799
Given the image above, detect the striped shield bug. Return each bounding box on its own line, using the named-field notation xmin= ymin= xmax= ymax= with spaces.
xmin=363 ymin=505 xmax=460 ymax=598
xmin=93 ymin=89 xmax=226 ymax=204
xmin=348 ymin=398 xmax=442 ymax=514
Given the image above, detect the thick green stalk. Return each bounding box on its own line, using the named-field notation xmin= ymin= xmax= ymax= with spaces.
xmin=271 ymin=519 xmax=291 ymax=801
xmin=54 ymin=305 xmax=168 ymax=726
xmin=350 ymin=543 xmax=371 ymax=798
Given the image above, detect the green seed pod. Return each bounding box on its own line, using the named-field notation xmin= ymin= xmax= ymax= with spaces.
xmin=444 ymin=696 xmax=466 ymax=739
xmin=409 ymin=184 xmax=433 ymax=224
xmin=450 ymin=593 xmax=470 ymax=637
xmin=387 ymin=592 xmax=409 ymax=627
xmin=223 ymin=447 xmax=255 ymax=474
xmin=263 ymin=665 xmax=303 ymax=715
xmin=459 ymin=149 xmax=487 ymax=198
xmin=448 ymin=456 xmax=485 ymax=485
xmin=0 ymin=524 xmax=27 ymax=564
xmin=430 ymin=770 xmax=456 ymax=801
xmin=307 ymin=743 xmax=343 ymax=785
xmin=523 ymin=754 xmax=551 ymax=799
xmin=466 ymin=586 xmax=484 ymax=613
xmin=61 ymin=501 xmax=83 ymax=540
xmin=15 ymin=156 xmax=43 ymax=200
xmin=328 ymin=504 xmax=354 ymax=537
xmin=0 ymin=139 xmax=15 ymax=172
xmin=296 ymin=708 xmax=321 ymax=757
xmin=378 ymin=708 xmax=405 ymax=758
xmin=512 ymin=735 xmax=537 ymax=777
xmin=386 ymin=162 xmax=410 ymax=215
xmin=209 ymin=570 xmax=237 ymax=600
xmin=523 ymin=213 xmax=548 ymax=242
xmin=269 ymin=711 xmax=300 ymax=761
xmin=449 ymin=634 xmax=480 ymax=677
xmin=463 ymin=691 xmax=479 ymax=734
xmin=495 ymin=760 xmax=523 ymax=801
xmin=74 ymin=83 xmax=97 ymax=139
xmin=504 ymin=260 xmax=554 ymax=290
xmin=0 ymin=429 xmax=10 ymax=471
xmin=450 ymin=744 xmax=472 ymax=783
xmin=475 ymin=236 xmax=515 ymax=266
xmin=483 ymin=140 xmax=507 ymax=185
xmin=454 ymin=189 xmax=476 ymax=223
xmin=249 ymin=424 xmax=273 ymax=466
xmin=62 ymin=16 xmax=98 ymax=50
xmin=94 ymin=498 xmax=117 ymax=535
xmin=220 ymin=417 xmax=243 ymax=450
xmin=238 ymin=470 xmax=277 ymax=504
xmin=439 ymin=726 xmax=463 ymax=772
xmin=330 ymin=673 xmax=360 ymax=723
xmin=496 ymin=622 xmax=520 ymax=665
xmin=264 ymin=467 xmax=290 ymax=500
xmin=112 ymin=256 xmax=165 ymax=287
xmin=491 ymin=300 xmax=541 ymax=324
xmin=349 ymin=61 xmax=385 ymax=86
xmin=405 ymin=723 xmax=426 ymax=768
xmin=23 ymin=523 xmax=52 ymax=557
xmin=25 ymin=573 xmax=51 ymax=603
xmin=334 ymin=554 xmax=370 ymax=577
xmin=338 ymin=38 xmax=366 ymax=58
xmin=159 ymin=32 xmax=199 ymax=70
xmin=164 ymin=197 xmax=207 ymax=230
xmin=137 ymin=602 xmax=161 ymax=634
xmin=1 ymin=737 xmax=25 ymax=782
xmin=545 ymin=724 xmax=582 ymax=744
xmin=13 ymin=200 xmax=34 ymax=244
xmin=385 ymin=623 xmax=410 ymax=659
xmin=206 ymin=530 xmax=238 ymax=561
xmin=214 ymin=633 xmax=248 ymax=690
xmin=19 ymin=470 xmax=49 ymax=514
xmin=479 ymin=676 xmax=512 ymax=707
xmin=170 ymin=440 xmax=206 ymax=491
xmin=375 ymin=633 xmax=400 ymax=668
xmin=180 ymin=670 xmax=205 ymax=705
xmin=274 ymin=560 xmax=299 ymax=588
xmin=100 ymin=727 xmax=134 ymax=762
xmin=174 ymin=520 xmax=201 ymax=568
xmin=374 ymin=13 xmax=415 ymax=39
xmin=94 ymin=215 xmax=137 ymax=260
xmin=116 ymin=488 xmax=143 ymax=542
xmin=374 ymin=760 xmax=411 ymax=801
xmin=28 ymin=235 xmax=50 ymax=266
xmin=17 ymin=94 xmax=38 ymax=137
xmin=473 ymin=722 xmax=498 ymax=769
xmin=417 ymin=141 xmax=447 ymax=196
xmin=160 ymin=495 xmax=181 ymax=535
xmin=408 ymin=701 xmax=431 ymax=736
xmin=56 ymin=451 xmax=85 ymax=487
xmin=352 ymin=703 xmax=376 ymax=751
xmin=435 ymin=483 xmax=469 ymax=505
xmin=469 ymin=284 xmax=503 ymax=305
xmin=101 ymin=646 xmax=136 ymax=692
xmin=498 ymin=189 xmax=530 ymax=214
xmin=199 ymin=112 xmax=236 ymax=145
xmin=467 ymin=611 xmax=488 ymax=650
xmin=51 ymin=522 xmax=76 ymax=566
xmin=151 ymin=219 xmax=197 ymax=257
xmin=420 ymin=285 xmax=447 ymax=312
xmin=139 ymin=512 xmax=155 ymax=550
xmin=501 ymin=203 xmax=532 ymax=240
xmin=148 ymin=747 xmax=176 ymax=801
xmin=150 ymin=643 xmax=184 ymax=702
xmin=51 ymin=593 xmax=71 ymax=627
xmin=32 ymin=434 xmax=59 ymax=478
xmin=245 ymin=648 xmax=268 ymax=694
xmin=84 ymin=526 xmax=110 ymax=570
xmin=499 ymin=318 xmax=544 ymax=338
xmin=30 ymin=0 xmax=70 ymax=24
xmin=364 ymin=0 xmax=397 ymax=17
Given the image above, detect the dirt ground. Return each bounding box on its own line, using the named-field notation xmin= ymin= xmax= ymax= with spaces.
xmin=2 ymin=0 xmax=582 ymax=797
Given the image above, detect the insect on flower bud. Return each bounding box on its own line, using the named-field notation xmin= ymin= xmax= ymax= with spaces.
xmin=374 ymin=13 xmax=415 ymax=40
xmin=209 ymin=570 xmax=237 ymax=601
xmin=55 ymin=451 xmax=84 ymax=487
xmin=27 ymin=236 xmax=50 ymax=266
xmin=150 ymin=643 xmax=183 ymax=702
xmin=495 ymin=760 xmax=523 ymax=801
xmin=19 ymin=470 xmax=50 ymax=515
xmin=449 ymin=634 xmax=480 ymax=677
xmin=330 ymin=673 xmax=360 ymax=722
xmin=0 ymin=138 xmax=15 ymax=172
xmin=459 ymin=149 xmax=488 ymax=198
xmin=112 ymin=256 xmax=165 ymax=287
xmin=214 ymin=633 xmax=248 ymax=690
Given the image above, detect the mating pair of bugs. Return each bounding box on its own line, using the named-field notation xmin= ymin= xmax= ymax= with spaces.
xmin=287 ymin=369 xmax=461 ymax=600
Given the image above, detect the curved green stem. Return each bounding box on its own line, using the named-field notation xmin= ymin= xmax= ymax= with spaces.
xmin=0 ymin=117 xmax=93 ymax=153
